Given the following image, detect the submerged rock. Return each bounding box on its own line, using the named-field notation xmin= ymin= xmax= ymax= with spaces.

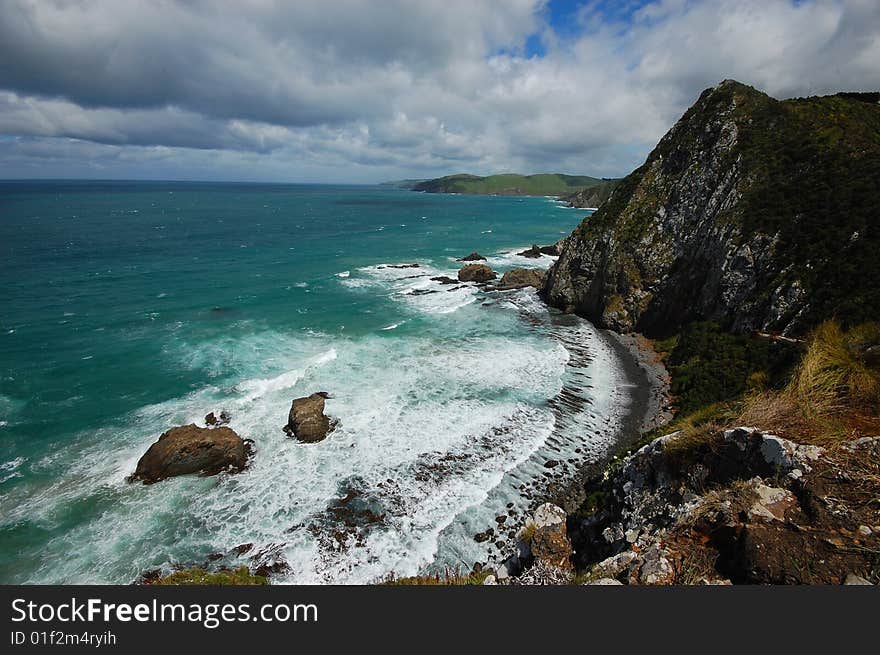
xmin=430 ymin=275 xmax=459 ymax=285
xmin=458 ymin=252 xmax=487 ymax=261
xmin=458 ymin=263 xmax=496 ymax=283
xmin=284 ymin=392 xmax=337 ymax=443
xmin=131 ymin=424 xmax=248 ymax=484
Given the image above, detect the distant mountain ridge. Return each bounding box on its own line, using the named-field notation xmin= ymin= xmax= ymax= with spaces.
xmin=378 ymin=179 xmax=427 ymax=189
xmin=407 ymin=172 xmax=618 ymax=198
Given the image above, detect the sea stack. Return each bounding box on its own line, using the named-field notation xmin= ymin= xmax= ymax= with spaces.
xmin=131 ymin=424 xmax=248 ymax=484
xmin=284 ymin=392 xmax=336 ymax=443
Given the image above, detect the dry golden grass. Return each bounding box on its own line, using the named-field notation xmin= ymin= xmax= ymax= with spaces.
xmin=737 ymin=321 xmax=880 ymax=446
xmin=792 ymin=321 xmax=880 ymax=414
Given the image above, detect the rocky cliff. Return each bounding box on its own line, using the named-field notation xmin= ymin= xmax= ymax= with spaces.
xmin=570 ymin=427 xmax=879 ymax=585
xmin=542 ymin=80 xmax=880 ymax=337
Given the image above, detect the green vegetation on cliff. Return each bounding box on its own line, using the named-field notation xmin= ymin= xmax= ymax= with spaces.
xmin=658 ymin=322 xmax=800 ymax=414
xmin=411 ymin=172 xmax=613 ymax=196
xmin=545 ymin=80 xmax=880 ymax=335
xmin=147 ymin=566 xmax=267 ymax=586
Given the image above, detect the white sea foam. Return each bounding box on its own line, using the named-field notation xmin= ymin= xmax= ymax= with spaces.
xmin=335 ymin=271 xmax=350 ymax=278
xmin=0 ymin=457 xmax=25 ymax=483
xmin=2 ymin=264 xmax=628 ymax=585
xmin=482 ymin=248 xmax=557 ymax=270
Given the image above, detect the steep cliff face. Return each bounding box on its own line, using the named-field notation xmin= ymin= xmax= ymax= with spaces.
xmin=543 ymin=80 xmax=880 ymax=336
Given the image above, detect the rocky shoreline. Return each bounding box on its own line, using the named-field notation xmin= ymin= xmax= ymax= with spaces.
xmin=470 ymin=294 xmax=676 ymax=584
xmin=134 ymin=242 xmax=673 ymax=585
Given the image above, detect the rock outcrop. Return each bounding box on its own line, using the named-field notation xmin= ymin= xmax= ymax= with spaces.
xmin=528 ymin=503 xmax=573 ymax=571
xmin=283 ymin=392 xmax=336 ymax=443
xmin=496 ymin=268 xmax=547 ymax=290
xmin=205 ymin=411 xmax=230 ymax=427
xmin=458 ymin=252 xmax=487 ymax=261
xmin=131 ymin=424 xmax=249 ymax=484
xmin=543 ymin=80 xmax=880 ymax=336
xmin=568 ymin=427 xmax=879 ymax=585
xmin=458 ymin=263 xmax=496 ymax=283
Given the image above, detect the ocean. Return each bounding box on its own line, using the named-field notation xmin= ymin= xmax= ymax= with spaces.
xmin=0 ymin=181 xmax=633 ymax=584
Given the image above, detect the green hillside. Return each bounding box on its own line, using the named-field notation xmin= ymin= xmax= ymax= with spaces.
xmin=411 ymin=173 xmax=612 ymax=196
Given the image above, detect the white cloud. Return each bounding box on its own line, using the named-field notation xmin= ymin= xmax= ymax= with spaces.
xmin=0 ymin=0 xmax=878 ymax=181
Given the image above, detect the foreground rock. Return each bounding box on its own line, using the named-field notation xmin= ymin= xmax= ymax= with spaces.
xmin=283 ymin=392 xmax=336 ymax=443
xmin=528 ymin=503 xmax=574 ymax=570
xmin=131 ymin=424 xmax=248 ymax=484
xmin=566 ymin=427 xmax=879 ymax=585
xmin=497 ymin=268 xmax=547 ymax=290
xmin=458 ymin=252 xmax=487 ymax=261
xmin=458 ymin=263 xmax=496 ymax=283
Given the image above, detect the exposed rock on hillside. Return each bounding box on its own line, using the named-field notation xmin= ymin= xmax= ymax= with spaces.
xmin=543 ymin=80 xmax=880 ymax=336
xmin=529 ymin=503 xmax=574 ymax=571
xmin=131 ymin=424 xmax=249 ymax=484
xmin=569 ymin=428 xmax=879 ymax=585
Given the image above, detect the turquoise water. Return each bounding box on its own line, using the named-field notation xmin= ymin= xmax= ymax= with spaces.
xmin=0 ymin=181 xmax=626 ymax=583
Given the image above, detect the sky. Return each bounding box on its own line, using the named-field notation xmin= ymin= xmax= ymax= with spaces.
xmin=0 ymin=0 xmax=878 ymax=183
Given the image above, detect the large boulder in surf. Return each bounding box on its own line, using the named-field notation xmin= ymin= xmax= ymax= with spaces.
xmin=498 ymin=268 xmax=547 ymax=290
xmin=284 ymin=392 xmax=336 ymax=443
xmin=458 ymin=263 xmax=497 ymax=283
xmin=131 ymin=424 xmax=248 ymax=484
xmin=458 ymin=252 xmax=487 ymax=262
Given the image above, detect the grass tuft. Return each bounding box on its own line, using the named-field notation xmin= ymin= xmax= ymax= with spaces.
xmin=381 ymin=568 xmax=491 ymax=586
xmin=739 ymin=321 xmax=880 ymax=445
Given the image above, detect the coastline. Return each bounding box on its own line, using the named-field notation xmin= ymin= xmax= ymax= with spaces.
xmin=602 ymin=331 xmax=672 ymax=436
xmin=538 ymin=313 xmax=671 ymax=515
